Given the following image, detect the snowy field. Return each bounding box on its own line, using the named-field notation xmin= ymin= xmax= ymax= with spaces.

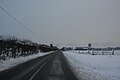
xmin=0 ymin=51 xmax=53 ymax=72
xmin=63 ymin=51 xmax=120 ymax=80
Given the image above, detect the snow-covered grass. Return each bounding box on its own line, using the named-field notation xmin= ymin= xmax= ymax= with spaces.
xmin=0 ymin=51 xmax=53 ymax=72
xmin=63 ymin=51 xmax=120 ymax=80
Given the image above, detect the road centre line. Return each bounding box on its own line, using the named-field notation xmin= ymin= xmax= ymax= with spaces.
xmin=29 ymin=62 xmax=47 ymax=80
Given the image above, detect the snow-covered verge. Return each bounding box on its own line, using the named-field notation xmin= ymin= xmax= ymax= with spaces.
xmin=0 ymin=51 xmax=53 ymax=72
xmin=63 ymin=51 xmax=120 ymax=80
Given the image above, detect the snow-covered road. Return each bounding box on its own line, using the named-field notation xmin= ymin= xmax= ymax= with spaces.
xmin=63 ymin=51 xmax=120 ymax=80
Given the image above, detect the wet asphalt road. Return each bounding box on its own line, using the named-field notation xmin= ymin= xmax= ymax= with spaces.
xmin=0 ymin=51 xmax=78 ymax=80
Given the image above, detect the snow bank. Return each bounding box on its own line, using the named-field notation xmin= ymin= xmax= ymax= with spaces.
xmin=0 ymin=51 xmax=53 ymax=72
xmin=63 ymin=51 xmax=120 ymax=80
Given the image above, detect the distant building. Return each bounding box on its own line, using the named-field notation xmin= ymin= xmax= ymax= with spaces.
xmin=88 ymin=43 xmax=91 ymax=48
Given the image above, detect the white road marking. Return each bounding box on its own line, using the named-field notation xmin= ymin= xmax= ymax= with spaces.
xmin=29 ymin=62 xmax=47 ymax=80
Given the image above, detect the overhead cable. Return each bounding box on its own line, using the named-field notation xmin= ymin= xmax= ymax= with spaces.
xmin=0 ymin=6 xmax=41 ymax=40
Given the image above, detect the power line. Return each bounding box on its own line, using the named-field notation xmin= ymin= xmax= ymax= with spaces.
xmin=0 ymin=6 xmax=41 ymax=40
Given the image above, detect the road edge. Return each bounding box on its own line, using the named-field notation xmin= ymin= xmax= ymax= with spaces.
xmin=60 ymin=51 xmax=79 ymax=80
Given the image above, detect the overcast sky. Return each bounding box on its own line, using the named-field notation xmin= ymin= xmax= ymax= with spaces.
xmin=0 ymin=0 xmax=120 ymax=47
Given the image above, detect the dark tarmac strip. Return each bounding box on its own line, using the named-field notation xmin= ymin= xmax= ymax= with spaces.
xmin=0 ymin=51 xmax=79 ymax=80
xmin=30 ymin=51 xmax=66 ymax=80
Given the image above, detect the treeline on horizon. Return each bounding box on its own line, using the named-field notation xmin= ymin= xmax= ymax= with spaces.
xmin=0 ymin=35 xmax=58 ymax=60
xmin=61 ymin=46 xmax=120 ymax=51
